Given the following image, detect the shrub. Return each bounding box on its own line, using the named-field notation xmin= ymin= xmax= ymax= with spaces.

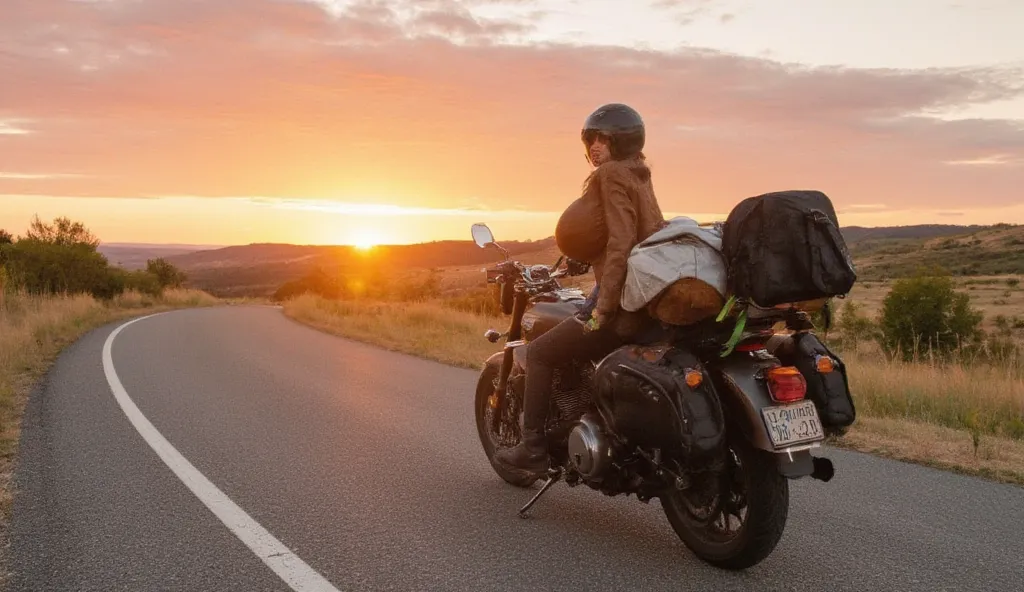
xmin=146 ymin=258 xmax=187 ymax=289
xmin=879 ymin=268 xmax=983 ymax=360
xmin=832 ymin=300 xmax=879 ymax=350
xmin=3 ymin=239 xmax=113 ymax=298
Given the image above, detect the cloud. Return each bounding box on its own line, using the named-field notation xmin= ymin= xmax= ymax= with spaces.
xmin=247 ymin=197 xmax=556 ymax=218
xmin=0 ymin=172 xmax=90 ymax=180
xmin=944 ymin=154 xmax=1022 ymax=166
xmin=649 ymin=0 xmax=720 ymax=25
xmin=0 ymin=0 xmax=1022 ymax=218
xmin=0 ymin=119 xmax=33 ymax=135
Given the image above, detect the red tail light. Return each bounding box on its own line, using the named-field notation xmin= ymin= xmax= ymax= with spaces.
xmin=766 ymin=366 xmax=807 ymax=403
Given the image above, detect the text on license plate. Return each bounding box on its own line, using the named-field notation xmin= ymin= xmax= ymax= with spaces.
xmin=761 ymin=400 xmax=824 ymax=448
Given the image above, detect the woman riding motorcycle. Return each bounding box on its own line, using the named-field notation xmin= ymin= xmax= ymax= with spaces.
xmin=493 ymin=103 xmax=667 ymax=481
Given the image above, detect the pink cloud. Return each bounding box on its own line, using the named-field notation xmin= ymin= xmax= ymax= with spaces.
xmin=0 ymin=0 xmax=1022 ymax=219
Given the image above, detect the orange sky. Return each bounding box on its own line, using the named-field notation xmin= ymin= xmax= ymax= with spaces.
xmin=2 ymin=0 xmax=1023 ymax=246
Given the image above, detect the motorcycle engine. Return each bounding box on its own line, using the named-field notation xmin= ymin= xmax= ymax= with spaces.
xmin=567 ymin=414 xmax=610 ymax=480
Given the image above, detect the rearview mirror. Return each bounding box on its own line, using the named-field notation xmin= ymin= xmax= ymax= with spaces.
xmin=471 ymin=223 xmax=495 ymax=248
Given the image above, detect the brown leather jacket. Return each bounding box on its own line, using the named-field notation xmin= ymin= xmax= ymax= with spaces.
xmin=556 ymin=155 xmax=666 ymax=335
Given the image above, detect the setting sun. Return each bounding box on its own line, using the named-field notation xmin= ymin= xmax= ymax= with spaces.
xmin=350 ymin=231 xmax=384 ymax=251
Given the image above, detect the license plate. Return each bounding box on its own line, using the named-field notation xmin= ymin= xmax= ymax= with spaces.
xmin=761 ymin=400 xmax=825 ymax=448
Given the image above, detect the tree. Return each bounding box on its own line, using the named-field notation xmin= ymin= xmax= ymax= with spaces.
xmin=833 ymin=300 xmax=880 ymax=350
xmin=0 ymin=229 xmax=12 ymax=245
xmin=2 ymin=216 xmax=121 ymax=298
xmin=145 ymin=258 xmax=187 ymax=289
xmin=3 ymin=239 xmax=112 ymax=297
xmin=880 ymin=268 xmax=983 ymax=360
xmin=24 ymin=215 xmax=100 ymax=248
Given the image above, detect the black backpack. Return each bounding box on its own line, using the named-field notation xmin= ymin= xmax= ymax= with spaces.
xmin=721 ymin=190 xmax=856 ymax=307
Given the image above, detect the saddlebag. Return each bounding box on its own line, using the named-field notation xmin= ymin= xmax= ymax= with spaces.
xmin=774 ymin=332 xmax=856 ymax=433
xmin=721 ymin=190 xmax=857 ymax=307
xmin=591 ymin=344 xmax=725 ymax=459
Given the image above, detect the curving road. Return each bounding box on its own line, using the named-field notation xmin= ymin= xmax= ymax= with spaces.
xmin=8 ymin=306 xmax=1024 ymax=591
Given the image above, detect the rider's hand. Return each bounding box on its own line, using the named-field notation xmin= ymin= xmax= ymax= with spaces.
xmin=584 ymin=310 xmax=607 ymax=332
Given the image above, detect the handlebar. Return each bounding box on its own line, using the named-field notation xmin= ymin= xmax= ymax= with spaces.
xmin=485 ymin=255 xmax=588 ymax=296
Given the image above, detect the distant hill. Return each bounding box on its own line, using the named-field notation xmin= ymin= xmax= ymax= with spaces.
xmin=840 ymin=224 xmax=988 ymax=245
xmin=167 ymin=238 xmax=558 ymax=297
xmin=161 ymin=223 xmax=1024 ymax=297
xmin=98 ymin=243 xmax=222 ymax=270
xmin=852 ymin=223 xmax=1024 ymax=279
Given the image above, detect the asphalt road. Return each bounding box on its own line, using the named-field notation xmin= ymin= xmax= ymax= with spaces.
xmin=8 ymin=306 xmax=1024 ymax=591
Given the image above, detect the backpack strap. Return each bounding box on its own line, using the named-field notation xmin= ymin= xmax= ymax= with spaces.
xmin=719 ymin=308 xmax=747 ymax=357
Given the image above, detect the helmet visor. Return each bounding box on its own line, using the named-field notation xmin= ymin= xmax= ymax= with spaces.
xmin=581 ymin=129 xmax=610 ymax=147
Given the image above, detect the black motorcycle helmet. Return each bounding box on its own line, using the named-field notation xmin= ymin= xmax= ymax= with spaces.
xmin=581 ymin=103 xmax=645 ymax=164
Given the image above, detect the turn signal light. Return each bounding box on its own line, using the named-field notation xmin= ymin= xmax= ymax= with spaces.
xmin=684 ymin=369 xmax=703 ymax=388
xmin=815 ymin=355 xmax=835 ymax=373
xmin=766 ymin=366 xmax=807 ymax=403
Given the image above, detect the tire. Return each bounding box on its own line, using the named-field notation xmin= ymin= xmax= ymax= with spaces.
xmin=474 ymin=362 xmax=538 ymax=488
xmin=661 ymin=436 xmax=789 ymax=570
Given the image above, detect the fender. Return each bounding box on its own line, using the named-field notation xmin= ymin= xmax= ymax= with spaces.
xmin=707 ymin=354 xmax=816 ymax=478
xmin=482 ymin=351 xmax=504 ymax=373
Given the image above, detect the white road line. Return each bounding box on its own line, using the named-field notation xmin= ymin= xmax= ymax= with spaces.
xmin=102 ymin=312 xmax=341 ymax=592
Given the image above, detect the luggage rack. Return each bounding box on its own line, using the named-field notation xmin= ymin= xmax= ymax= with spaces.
xmin=663 ymin=301 xmax=818 ymax=358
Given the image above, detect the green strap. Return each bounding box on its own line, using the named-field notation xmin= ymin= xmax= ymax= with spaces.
xmin=720 ymin=309 xmax=747 ymax=357
xmin=716 ymin=295 xmax=737 ymax=322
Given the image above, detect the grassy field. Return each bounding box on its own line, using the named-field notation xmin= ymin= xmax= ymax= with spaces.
xmin=284 ymin=294 xmax=1024 ymax=485
xmin=0 ymin=289 xmax=219 ymax=530
xmin=847 ymin=275 xmax=1024 ymax=334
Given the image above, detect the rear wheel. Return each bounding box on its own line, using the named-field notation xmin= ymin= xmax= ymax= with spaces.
xmin=661 ymin=435 xmax=789 ymax=570
xmin=474 ymin=363 xmax=538 ymax=488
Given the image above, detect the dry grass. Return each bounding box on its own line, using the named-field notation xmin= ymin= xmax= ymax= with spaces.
xmin=843 ymin=350 xmax=1024 ymax=439
xmin=284 ymin=294 xmax=502 ymax=369
xmin=284 ymin=295 xmax=1024 ymax=485
xmin=836 ymin=417 xmax=1024 ymax=485
xmin=848 ymin=276 xmax=1024 ymax=334
xmin=0 ymin=288 xmax=218 ymax=538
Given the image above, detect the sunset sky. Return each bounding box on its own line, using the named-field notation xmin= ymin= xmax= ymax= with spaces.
xmin=2 ymin=0 xmax=1022 ymax=246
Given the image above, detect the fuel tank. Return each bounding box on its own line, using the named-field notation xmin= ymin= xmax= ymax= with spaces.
xmin=522 ymin=299 xmax=582 ymax=341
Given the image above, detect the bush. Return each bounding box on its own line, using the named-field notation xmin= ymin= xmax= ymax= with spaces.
xmin=3 ymin=239 xmax=113 ymax=298
xmin=146 ymin=258 xmax=187 ymax=289
xmin=879 ymin=268 xmax=983 ymax=360
xmin=0 ymin=216 xmax=169 ymax=301
xmin=832 ymin=300 xmax=879 ymax=350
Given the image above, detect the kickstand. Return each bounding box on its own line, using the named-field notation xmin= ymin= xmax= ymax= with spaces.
xmin=518 ymin=469 xmax=562 ymax=518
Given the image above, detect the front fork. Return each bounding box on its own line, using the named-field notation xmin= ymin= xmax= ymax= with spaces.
xmin=490 ymin=289 xmax=529 ymax=432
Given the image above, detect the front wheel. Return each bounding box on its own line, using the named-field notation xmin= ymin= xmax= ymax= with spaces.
xmin=474 ymin=362 xmax=538 ymax=488
xmin=661 ymin=435 xmax=789 ymax=570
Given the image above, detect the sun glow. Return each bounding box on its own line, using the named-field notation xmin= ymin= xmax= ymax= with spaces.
xmin=350 ymin=230 xmax=384 ymax=250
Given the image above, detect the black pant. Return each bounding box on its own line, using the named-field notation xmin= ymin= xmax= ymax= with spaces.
xmin=521 ymin=315 xmax=627 ymax=432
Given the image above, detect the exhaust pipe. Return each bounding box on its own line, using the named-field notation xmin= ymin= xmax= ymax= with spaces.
xmin=811 ymin=456 xmax=834 ymax=482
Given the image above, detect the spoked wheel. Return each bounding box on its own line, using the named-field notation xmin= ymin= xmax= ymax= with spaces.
xmin=474 ymin=364 xmax=538 ymax=488
xmin=661 ymin=435 xmax=789 ymax=570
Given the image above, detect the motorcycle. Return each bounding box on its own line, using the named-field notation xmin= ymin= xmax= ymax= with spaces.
xmin=470 ymin=222 xmax=841 ymax=570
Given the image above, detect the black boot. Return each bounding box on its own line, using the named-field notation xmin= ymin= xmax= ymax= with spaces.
xmin=493 ymin=428 xmax=549 ymax=480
